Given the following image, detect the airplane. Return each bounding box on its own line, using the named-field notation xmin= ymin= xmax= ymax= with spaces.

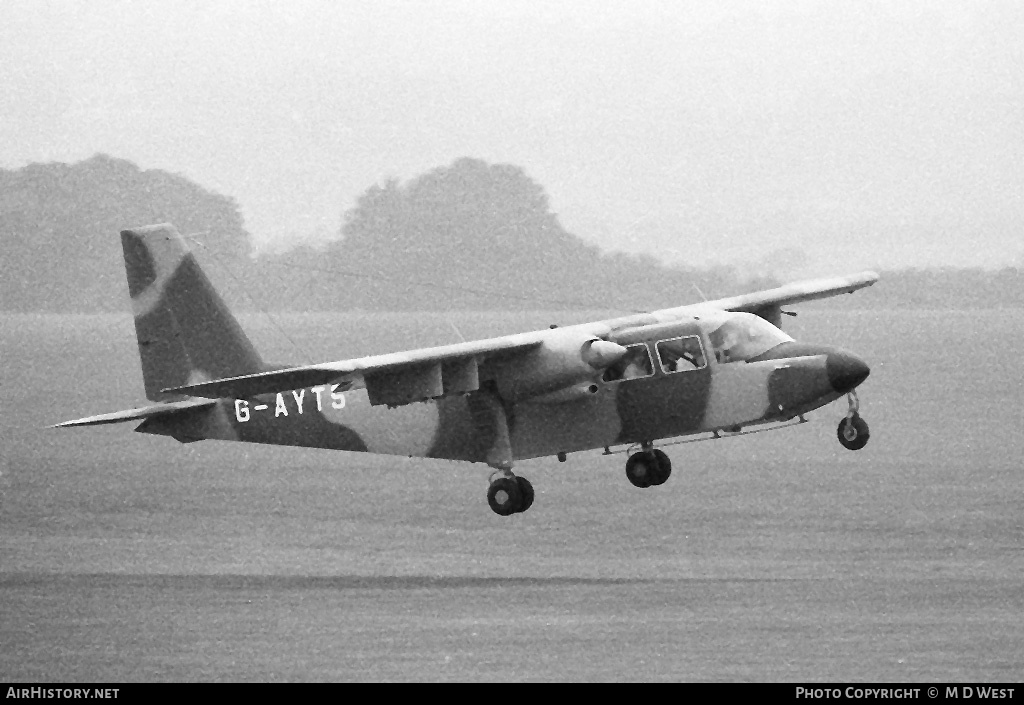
xmin=56 ymin=224 xmax=877 ymax=517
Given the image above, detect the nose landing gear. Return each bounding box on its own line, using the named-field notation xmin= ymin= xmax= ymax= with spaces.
xmin=625 ymin=445 xmax=672 ymax=488
xmin=837 ymin=390 xmax=870 ymax=450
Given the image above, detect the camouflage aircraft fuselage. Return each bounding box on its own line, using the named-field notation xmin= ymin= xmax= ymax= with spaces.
xmin=138 ymin=312 xmax=845 ymax=464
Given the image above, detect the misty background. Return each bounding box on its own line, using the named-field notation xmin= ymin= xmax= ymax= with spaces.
xmin=2 ymin=1 xmax=1022 ymax=312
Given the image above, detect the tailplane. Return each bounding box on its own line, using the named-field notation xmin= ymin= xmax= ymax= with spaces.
xmin=121 ymin=224 xmax=264 ymax=401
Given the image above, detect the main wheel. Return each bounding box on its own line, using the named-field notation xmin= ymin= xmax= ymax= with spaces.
xmin=625 ymin=452 xmax=653 ymax=488
xmin=649 ymin=449 xmax=672 ymax=486
xmin=487 ymin=477 xmax=522 ymax=516
xmin=516 ymin=476 xmax=535 ymax=513
xmin=837 ymin=414 xmax=870 ymax=450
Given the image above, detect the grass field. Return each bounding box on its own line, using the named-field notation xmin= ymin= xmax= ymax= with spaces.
xmin=1 ymin=309 xmax=1022 ymax=681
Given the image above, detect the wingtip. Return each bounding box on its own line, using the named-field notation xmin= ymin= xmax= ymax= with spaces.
xmin=49 ymin=417 xmax=90 ymax=429
xmin=49 ymin=418 xmax=93 ymax=429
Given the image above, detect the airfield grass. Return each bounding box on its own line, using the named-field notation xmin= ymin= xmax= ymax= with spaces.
xmin=1 ymin=309 xmax=1022 ymax=681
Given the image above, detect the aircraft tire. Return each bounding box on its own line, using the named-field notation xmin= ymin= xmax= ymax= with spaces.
xmin=649 ymin=449 xmax=672 ymax=486
xmin=837 ymin=414 xmax=870 ymax=451
xmin=625 ymin=452 xmax=653 ymax=489
xmin=487 ymin=477 xmax=523 ymax=516
xmin=516 ymin=476 xmax=535 ymax=513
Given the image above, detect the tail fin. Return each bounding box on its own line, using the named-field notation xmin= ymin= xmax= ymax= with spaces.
xmin=121 ymin=223 xmax=265 ymax=401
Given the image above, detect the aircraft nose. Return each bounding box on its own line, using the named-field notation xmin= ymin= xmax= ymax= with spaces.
xmin=826 ymin=349 xmax=870 ymax=394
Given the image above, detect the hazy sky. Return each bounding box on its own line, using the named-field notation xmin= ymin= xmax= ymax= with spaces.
xmin=2 ymin=1 xmax=1021 ymax=275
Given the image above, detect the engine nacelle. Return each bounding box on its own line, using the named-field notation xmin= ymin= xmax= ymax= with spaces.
xmin=492 ymin=330 xmax=626 ymax=402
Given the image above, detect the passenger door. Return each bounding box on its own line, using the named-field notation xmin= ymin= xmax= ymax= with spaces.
xmin=609 ymin=321 xmax=712 ymax=443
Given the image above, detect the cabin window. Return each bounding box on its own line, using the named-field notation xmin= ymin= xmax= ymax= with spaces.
xmin=708 ymin=312 xmax=793 ymax=364
xmin=656 ymin=336 xmax=707 ymax=373
xmin=603 ymin=344 xmax=655 ymax=382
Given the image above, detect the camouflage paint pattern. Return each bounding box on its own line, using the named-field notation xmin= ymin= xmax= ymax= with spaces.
xmin=121 ymin=226 xmax=265 ymax=401
xmin=62 ymin=224 xmax=872 ymax=469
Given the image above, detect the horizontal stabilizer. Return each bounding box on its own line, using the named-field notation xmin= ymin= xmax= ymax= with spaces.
xmin=52 ymin=399 xmax=216 ymax=428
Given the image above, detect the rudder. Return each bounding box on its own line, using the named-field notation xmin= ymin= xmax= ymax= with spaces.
xmin=121 ymin=223 xmax=264 ymax=401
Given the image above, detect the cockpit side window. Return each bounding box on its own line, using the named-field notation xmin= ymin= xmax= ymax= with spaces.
xmin=603 ymin=343 xmax=655 ymax=382
xmin=708 ymin=312 xmax=793 ymax=364
xmin=656 ymin=335 xmax=707 ymax=373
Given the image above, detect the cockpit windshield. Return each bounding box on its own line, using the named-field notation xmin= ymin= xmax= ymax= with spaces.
xmin=708 ymin=312 xmax=793 ymax=364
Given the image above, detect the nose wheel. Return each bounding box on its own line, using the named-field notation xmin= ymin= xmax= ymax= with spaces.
xmin=625 ymin=447 xmax=672 ymax=488
xmin=837 ymin=391 xmax=870 ymax=450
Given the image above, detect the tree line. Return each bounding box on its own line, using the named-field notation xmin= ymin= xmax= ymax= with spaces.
xmin=1 ymin=154 xmax=1019 ymax=313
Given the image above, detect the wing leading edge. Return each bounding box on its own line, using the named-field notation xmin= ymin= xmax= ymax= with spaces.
xmin=647 ymin=270 xmax=879 ymax=328
xmin=697 ymin=270 xmax=879 ymax=314
xmin=163 ymin=334 xmax=549 ymax=405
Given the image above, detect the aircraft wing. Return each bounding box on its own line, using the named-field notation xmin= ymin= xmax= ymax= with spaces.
xmin=164 ymin=333 xmax=551 ymax=406
xmin=696 ymin=271 xmax=879 ymax=314
xmin=53 ymin=398 xmax=217 ymax=427
xmin=163 ymin=271 xmax=877 ymax=407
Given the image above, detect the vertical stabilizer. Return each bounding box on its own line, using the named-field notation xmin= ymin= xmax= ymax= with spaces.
xmin=121 ymin=224 xmax=264 ymax=401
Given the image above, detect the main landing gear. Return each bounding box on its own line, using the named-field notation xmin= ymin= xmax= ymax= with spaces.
xmin=473 ymin=385 xmax=536 ymax=516
xmin=837 ymin=390 xmax=870 ymax=451
xmin=487 ymin=471 xmax=534 ymax=516
xmin=625 ymin=444 xmax=672 ymax=488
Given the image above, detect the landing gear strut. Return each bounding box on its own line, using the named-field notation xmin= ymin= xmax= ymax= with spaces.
xmin=475 ymin=385 xmax=535 ymax=516
xmin=625 ymin=445 xmax=672 ymax=488
xmin=837 ymin=390 xmax=870 ymax=451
